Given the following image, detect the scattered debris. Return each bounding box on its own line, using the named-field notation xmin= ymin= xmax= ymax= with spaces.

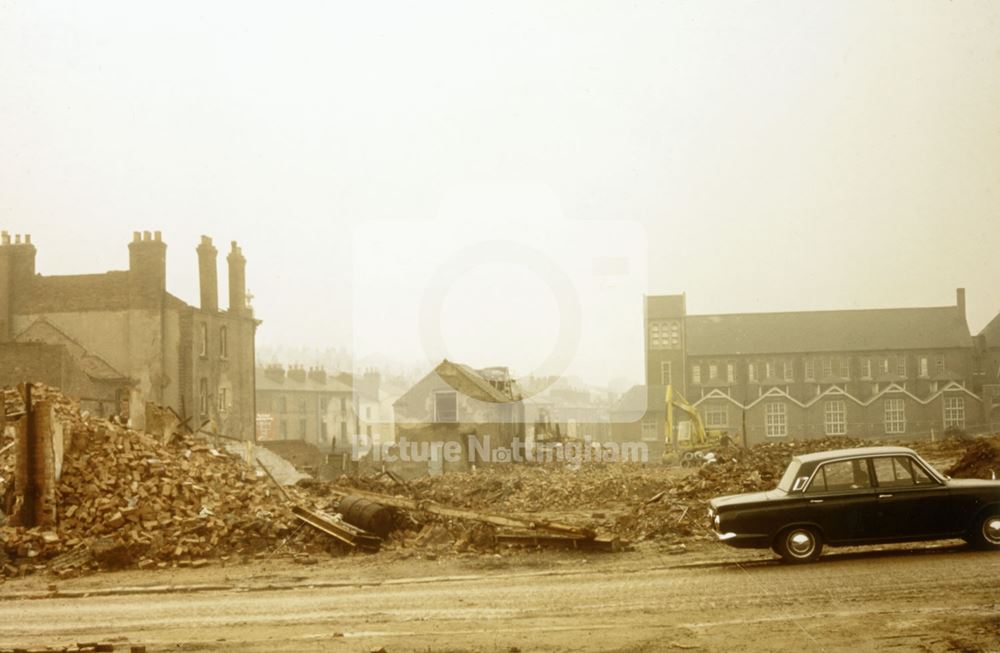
xmin=947 ymin=439 xmax=1000 ymax=479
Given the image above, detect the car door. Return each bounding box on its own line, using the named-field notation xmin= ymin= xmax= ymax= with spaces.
xmin=870 ymin=455 xmax=956 ymax=538
xmin=802 ymin=458 xmax=879 ymax=543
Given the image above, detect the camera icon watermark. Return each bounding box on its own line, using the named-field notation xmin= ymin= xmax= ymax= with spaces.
xmin=349 ymin=182 xmax=649 ymax=464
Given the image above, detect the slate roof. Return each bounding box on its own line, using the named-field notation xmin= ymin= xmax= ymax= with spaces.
xmin=685 ymin=305 xmax=970 ymax=356
xmin=437 ymin=360 xmax=518 ymax=403
xmin=979 ymin=311 xmax=1000 ymax=346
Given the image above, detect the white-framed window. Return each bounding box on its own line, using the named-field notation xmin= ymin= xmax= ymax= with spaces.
xmin=783 ymin=360 xmax=794 ymax=381
xmin=691 ymin=365 xmax=701 ymax=385
xmin=217 ymin=386 xmax=229 ymax=413
xmin=765 ymin=402 xmax=787 ymax=437
xmin=943 ymin=396 xmax=965 ymax=429
xmin=434 ymin=391 xmax=457 ymax=422
xmin=896 ymin=355 xmax=907 ymax=378
xmin=726 ymin=363 xmax=735 ymax=384
xmin=838 ymin=357 xmax=850 ymax=379
xmin=709 ymin=363 xmax=718 ymax=380
xmin=640 ymin=419 xmax=658 ymax=442
xmin=199 ymin=322 xmax=208 ymax=357
xmin=884 ymin=398 xmax=906 ymax=434
xmin=879 ymin=358 xmax=890 ymax=376
xmin=748 ymin=362 xmax=757 ymax=383
xmin=649 ymin=320 xmax=681 ymax=350
xmin=660 ymin=361 xmax=672 ymax=386
xmin=765 ymin=361 xmax=775 ymax=379
xmin=919 ymin=357 xmax=929 ymax=378
xmin=824 ymin=400 xmax=846 ymax=436
xmin=862 ymin=358 xmax=872 ymax=379
xmin=821 ymin=358 xmax=833 ymax=378
xmin=704 ymin=404 xmax=728 ymax=428
xmin=935 ymin=356 xmax=945 ymax=374
xmin=804 ymin=359 xmax=815 ymax=380
xmin=219 ymin=326 xmax=228 ymax=359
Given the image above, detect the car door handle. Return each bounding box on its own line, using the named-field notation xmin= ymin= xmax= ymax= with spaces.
xmin=879 ymin=494 xmax=893 ymax=498
xmin=809 ymin=499 xmax=824 ymax=504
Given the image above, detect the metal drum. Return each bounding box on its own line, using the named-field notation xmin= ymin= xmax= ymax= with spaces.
xmin=336 ymin=495 xmax=395 ymax=537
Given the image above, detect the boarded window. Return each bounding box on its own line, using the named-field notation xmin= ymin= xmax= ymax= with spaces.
xmin=435 ymin=391 xmax=457 ymax=423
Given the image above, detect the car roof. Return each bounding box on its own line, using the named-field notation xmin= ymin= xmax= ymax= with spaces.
xmin=793 ymin=446 xmax=917 ymax=464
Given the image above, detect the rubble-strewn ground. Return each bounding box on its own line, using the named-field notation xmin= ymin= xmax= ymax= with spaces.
xmin=4 ymin=385 xmax=998 ymax=582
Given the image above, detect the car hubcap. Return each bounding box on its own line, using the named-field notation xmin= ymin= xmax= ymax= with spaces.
xmin=983 ymin=517 xmax=1000 ymax=545
xmin=787 ymin=530 xmax=815 ymax=557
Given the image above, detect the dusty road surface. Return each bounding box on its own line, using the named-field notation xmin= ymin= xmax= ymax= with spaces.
xmin=1 ymin=542 xmax=999 ymax=652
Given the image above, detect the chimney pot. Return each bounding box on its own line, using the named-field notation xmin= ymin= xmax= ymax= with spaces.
xmin=957 ymin=287 xmax=967 ymax=321
xmin=154 ymin=230 xmax=161 ymax=241
xmin=14 ymin=234 xmax=20 ymax=244
xmin=24 ymin=235 xmax=30 ymax=244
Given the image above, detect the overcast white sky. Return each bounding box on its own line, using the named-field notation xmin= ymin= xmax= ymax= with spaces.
xmin=1 ymin=1 xmax=998 ymax=386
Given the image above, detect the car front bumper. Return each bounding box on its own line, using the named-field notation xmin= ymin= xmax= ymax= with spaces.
xmin=714 ymin=530 xmax=771 ymax=549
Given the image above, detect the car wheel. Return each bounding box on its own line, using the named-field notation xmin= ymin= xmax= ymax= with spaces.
xmin=968 ymin=511 xmax=1000 ymax=550
xmin=776 ymin=527 xmax=823 ymax=564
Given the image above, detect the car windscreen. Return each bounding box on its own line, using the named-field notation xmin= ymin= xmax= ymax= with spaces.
xmin=777 ymin=459 xmax=801 ymax=492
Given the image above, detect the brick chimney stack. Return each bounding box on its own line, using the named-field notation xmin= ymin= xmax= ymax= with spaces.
xmin=287 ymin=364 xmax=307 ymax=383
xmin=227 ymin=241 xmax=248 ymax=315
xmin=308 ymin=366 xmax=328 ymax=384
xmin=196 ymin=235 xmax=219 ymax=312
xmin=0 ymin=231 xmax=37 ymax=341
xmin=957 ymin=287 xmax=967 ymax=323
xmin=128 ymin=231 xmax=167 ymax=306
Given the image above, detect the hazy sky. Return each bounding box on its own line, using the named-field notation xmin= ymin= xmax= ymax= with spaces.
xmin=2 ymin=1 xmax=998 ymax=386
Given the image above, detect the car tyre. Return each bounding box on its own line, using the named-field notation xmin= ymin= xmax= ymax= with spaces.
xmin=967 ymin=510 xmax=1000 ymax=550
xmin=775 ymin=526 xmax=823 ymax=564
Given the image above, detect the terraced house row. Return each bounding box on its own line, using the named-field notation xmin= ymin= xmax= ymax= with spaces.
xmin=613 ymin=288 xmax=1000 ymax=450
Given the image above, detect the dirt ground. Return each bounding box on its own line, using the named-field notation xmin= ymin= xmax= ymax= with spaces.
xmin=2 ymin=539 xmax=999 ymax=653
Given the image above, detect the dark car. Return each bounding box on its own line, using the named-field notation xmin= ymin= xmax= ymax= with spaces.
xmin=708 ymin=446 xmax=1000 ymax=563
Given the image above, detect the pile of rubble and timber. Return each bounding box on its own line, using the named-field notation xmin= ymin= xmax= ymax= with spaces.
xmin=0 ymin=385 xmax=347 ymax=580
xmin=322 ymin=434 xmax=998 ymax=549
xmin=946 ymin=438 xmax=1000 ymax=479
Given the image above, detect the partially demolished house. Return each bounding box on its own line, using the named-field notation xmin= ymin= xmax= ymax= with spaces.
xmin=392 ymin=360 xmax=525 ymax=474
xmin=615 ymin=288 xmax=993 ymax=448
xmin=0 ymin=231 xmax=258 ymax=438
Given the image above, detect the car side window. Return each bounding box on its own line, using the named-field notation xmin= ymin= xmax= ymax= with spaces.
xmin=873 ymin=456 xmax=936 ymax=487
xmin=806 ymin=459 xmax=871 ymax=493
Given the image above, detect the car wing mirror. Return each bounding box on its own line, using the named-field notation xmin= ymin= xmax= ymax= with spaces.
xmin=792 ymin=477 xmax=809 ymax=492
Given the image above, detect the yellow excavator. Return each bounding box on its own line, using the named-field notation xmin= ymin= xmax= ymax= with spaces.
xmin=661 ymin=384 xmax=741 ymax=466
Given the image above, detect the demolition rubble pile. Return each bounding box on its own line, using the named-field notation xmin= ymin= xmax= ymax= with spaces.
xmin=0 ymin=386 xmax=330 ymax=578
xmin=329 ymin=435 xmax=994 ymax=548
xmin=946 ymin=439 xmax=1000 ymax=479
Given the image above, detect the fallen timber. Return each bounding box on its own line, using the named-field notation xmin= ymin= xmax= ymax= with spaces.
xmin=291 ymin=505 xmax=381 ymax=552
xmin=326 ymin=486 xmax=597 ymax=539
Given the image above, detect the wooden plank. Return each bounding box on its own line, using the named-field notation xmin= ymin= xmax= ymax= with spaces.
xmin=326 ymin=487 xmax=595 ymax=538
xmin=291 ymin=506 xmax=381 ymax=552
